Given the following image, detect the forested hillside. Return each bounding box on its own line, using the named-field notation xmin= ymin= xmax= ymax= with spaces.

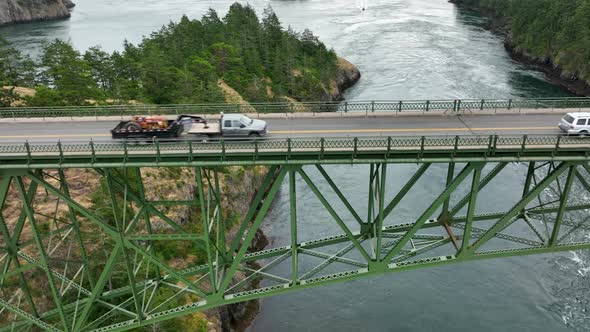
xmin=453 ymin=0 xmax=590 ymax=94
xmin=0 ymin=3 xmax=345 ymax=106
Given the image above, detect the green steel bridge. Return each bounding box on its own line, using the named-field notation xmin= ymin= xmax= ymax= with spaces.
xmin=1 ymin=96 xmax=590 ymax=331
xmin=0 ymin=134 xmax=589 ymax=331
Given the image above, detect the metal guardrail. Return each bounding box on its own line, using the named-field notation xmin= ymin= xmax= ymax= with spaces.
xmin=0 ymin=135 xmax=587 ymax=162
xmin=1 ymin=97 xmax=590 ymax=118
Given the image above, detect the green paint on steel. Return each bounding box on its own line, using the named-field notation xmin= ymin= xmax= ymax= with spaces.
xmin=0 ymin=157 xmax=589 ymax=331
xmin=0 ymin=135 xmax=589 ymax=169
xmin=1 ymin=97 xmax=589 ymax=118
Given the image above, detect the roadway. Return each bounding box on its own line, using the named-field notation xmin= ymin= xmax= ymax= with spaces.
xmin=0 ymin=113 xmax=565 ymax=144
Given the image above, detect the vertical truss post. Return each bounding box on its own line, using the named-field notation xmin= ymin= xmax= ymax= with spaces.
xmin=213 ymin=168 xmax=226 ymax=263
xmin=366 ymin=164 xmax=376 ymax=233
xmin=299 ymin=168 xmax=371 ymax=262
xmin=549 ymin=165 xmax=576 ymax=245
xmin=458 ymin=166 xmax=482 ymax=257
xmin=449 ymin=162 xmax=507 ymax=218
xmin=196 ymin=167 xmax=216 ymax=293
xmin=289 ymin=167 xmax=298 ymax=284
xmin=217 ymin=168 xmax=287 ymax=299
xmin=373 ymin=163 xmax=431 ymax=224
xmin=523 ymin=162 xmax=536 ymax=197
xmin=104 ymin=169 xmax=144 ymax=324
xmin=58 ymin=169 xmax=95 ymax=289
xmin=226 ymin=166 xmax=278 ymax=259
xmin=440 ymin=162 xmax=455 ymax=222
xmin=73 ymin=245 xmax=122 ymax=331
xmin=468 ymin=162 xmax=569 ymax=254
xmin=133 ymin=168 xmax=160 ymax=281
xmin=0 ymin=176 xmax=39 ymax=318
xmin=376 ymin=163 xmax=387 ymax=261
xmin=384 ymin=163 xmax=475 ymax=263
xmin=14 ymin=176 xmax=71 ymax=331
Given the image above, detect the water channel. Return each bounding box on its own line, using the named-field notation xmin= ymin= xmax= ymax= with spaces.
xmin=1 ymin=0 xmax=587 ymax=330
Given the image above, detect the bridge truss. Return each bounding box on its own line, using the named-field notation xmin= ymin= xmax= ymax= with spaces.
xmin=0 ymin=135 xmax=589 ymax=331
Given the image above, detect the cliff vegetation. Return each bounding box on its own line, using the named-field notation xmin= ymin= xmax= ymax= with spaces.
xmin=0 ymin=3 xmax=359 ymax=106
xmin=452 ymin=0 xmax=590 ymax=95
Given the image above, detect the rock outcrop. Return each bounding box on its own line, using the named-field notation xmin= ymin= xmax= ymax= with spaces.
xmin=324 ymin=57 xmax=361 ymax=101
xmin=0 ymin=0 xmax=75 ymax=26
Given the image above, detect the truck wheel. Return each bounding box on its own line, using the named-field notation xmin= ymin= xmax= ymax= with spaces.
xmin=124 ymin=122 xmax=141 ymax=131
xmin=579 ymin=131 xmax=588 ymax=138
xmin=249 ymin=132 xmax=260 ymax=137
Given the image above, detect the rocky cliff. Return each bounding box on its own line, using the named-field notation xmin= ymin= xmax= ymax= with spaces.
xmin=0 ymin=0 xmax=75 ymax=25
xmin=324 ymin=57 xmax=362 ymax=101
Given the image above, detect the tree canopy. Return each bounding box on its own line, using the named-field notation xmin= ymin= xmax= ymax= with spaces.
xmin=0 ymin=3 xmax=339 ymax=106
xmin=457 ymin=0 xmax=590 ymax=83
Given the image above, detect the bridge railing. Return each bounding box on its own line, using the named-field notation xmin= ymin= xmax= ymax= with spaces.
xmin=1 ymin=97 xmax=590 ymax=118
xmin=0 ymin=135 xmax=586 ymax=162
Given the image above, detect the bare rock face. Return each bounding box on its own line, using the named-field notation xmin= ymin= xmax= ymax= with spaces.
xmin=0 ymin=0 xmax=75 ymax=25
xmin=323 ymin=57 xmax=361 ymax=101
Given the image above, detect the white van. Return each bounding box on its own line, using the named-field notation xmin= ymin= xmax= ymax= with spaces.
xmin=558 ymin=112 xmax=590 ymax=136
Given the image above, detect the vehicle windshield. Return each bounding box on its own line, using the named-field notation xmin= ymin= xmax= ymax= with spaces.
xmin=564 ymin=114 xmax=575 ymax=124
xmin=240 ymin=115 xmax=254 ymax=126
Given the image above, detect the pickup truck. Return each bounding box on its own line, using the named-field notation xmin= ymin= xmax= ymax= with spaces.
xmin=111 ymin=113 xmax=268 ymax=139
xmin=187 ymin=113 xmax=267 ymax=138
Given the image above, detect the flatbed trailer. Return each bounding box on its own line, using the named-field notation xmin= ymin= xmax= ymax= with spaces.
xmin=111 ymin=115 xmax=206 ymax=139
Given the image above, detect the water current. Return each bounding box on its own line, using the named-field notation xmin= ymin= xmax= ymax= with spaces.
xmin=1 ymin=0 xmax=587 ymax=331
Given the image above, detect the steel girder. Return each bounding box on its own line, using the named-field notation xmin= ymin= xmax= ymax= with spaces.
xmin=0 ymin=160 xmax=589 ymax=331
xmin=0 ymin=135 xmax=589 ymax=169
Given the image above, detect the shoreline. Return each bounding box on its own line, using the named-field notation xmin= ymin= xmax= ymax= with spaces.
xmin=450 ymin=0 xmax=590 ymax=97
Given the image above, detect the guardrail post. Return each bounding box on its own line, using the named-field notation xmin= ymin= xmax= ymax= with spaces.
xmin=371 ymin=101 xmax=375 ymax=113
xmin=425 ymin=100 xmax=430 ymax=112
xmin=254 ymin=138 xmax=258 ymax=161
xmin=123 ymin=141 xmax=128 ymax=163
xmin=386 ymin=136 xmax=392 ymax=158
xmin=320 ymin=138 xmax=325 ymax=159
xmin=480 ymin=99 xmax=485 ymax=110
xmin=287 ymin=138 xmax=292 ymax=160
xmin=456 ymin=100 xmax=462 ymax=112
xmin=398 ymin=100 xmax=402 ymax=113
xmin=353 ymin=137 xmax=358 ymax=159
xmin=220 ymin=139 xmax=225 ymax=161
xmin=520 ymin=135 xmax=527 ymax=155
xmin=493 ymin=135 xmax=499 ymax=154
xmin=556 ymin=135 xmax=562 ymax=153
xmin=57 ymin=140 xmax=64 ymax=164
xmin=90 ymin=139 xmax=96 ymax=163
xmin=419 ymin=136 xmax=425 ymax=158
xmin=344 ymin=102 xmax=348 ymax=113
xmin=508 ymin=99 xmax=512 ymax=110
xmin=25 ymin=140 xmax=31 ymax=164
xmin=453 ymin=100 xmax=457 ymax=112
xmin=189 ymin=141 xmax=194 ymax=162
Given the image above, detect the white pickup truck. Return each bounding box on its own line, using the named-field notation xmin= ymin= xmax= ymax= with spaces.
xmin=187 ymin=113 xmax=268 ymax=138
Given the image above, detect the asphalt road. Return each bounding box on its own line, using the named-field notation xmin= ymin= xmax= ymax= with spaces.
xmin=0 ymin=114 xmax=564 ymax=144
